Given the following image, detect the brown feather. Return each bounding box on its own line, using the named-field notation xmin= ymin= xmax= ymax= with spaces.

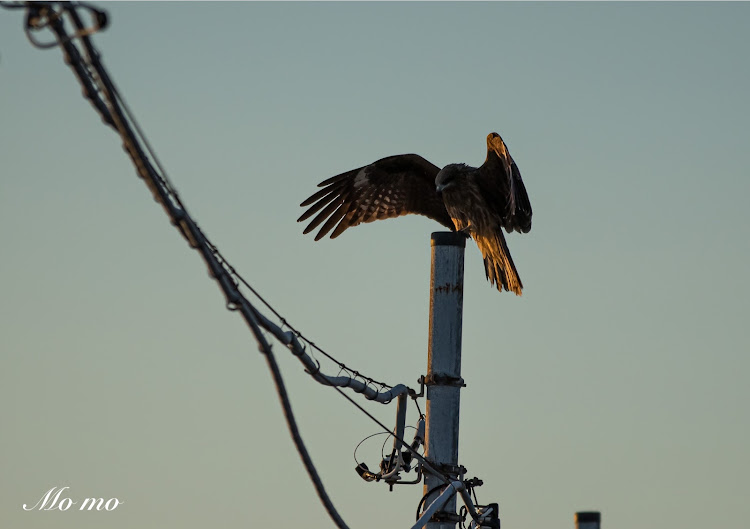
xmin=298 ymin=154 xmax=453 ymax=239
xmin=302 ymin=195 xmax=345 ymax=235
xmin=315 ymin=201 xmax=354 ymax=241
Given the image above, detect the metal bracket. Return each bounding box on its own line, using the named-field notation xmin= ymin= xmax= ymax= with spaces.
xmin=476 ymin=503 xmax=501 ymax=529
xmin=430 ymin=511 xmax=463 ymax=523
xmin=423 ymin=460 xmax=466 ymax=480
xmin=413 ymin=377 xmax=426 ymax=398
xmin=422 ymin=373 xmax=466 ymax=388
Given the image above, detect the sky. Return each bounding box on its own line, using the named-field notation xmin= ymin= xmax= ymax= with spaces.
xmin=1 ymin=2 xmax=749 ymax=529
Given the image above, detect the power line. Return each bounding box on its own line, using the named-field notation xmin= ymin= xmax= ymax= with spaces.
xmin=261 ymin=335 xmax=350 ymax=529
xmin=205 ymin=237 xmax=396 ymax=392
xmin=88 ymin=14 xmax=396 ymax=395
xmin=1 ymin=3 xmax=413 ymax=527
xmin=31 ymin=0 xmax=399 ymax=401
xmin=4 ymin=4 xmax=475 ymax=528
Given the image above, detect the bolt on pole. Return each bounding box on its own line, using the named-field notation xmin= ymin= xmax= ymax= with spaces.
xmin=423 ymin=232 xmax=466 ymax=529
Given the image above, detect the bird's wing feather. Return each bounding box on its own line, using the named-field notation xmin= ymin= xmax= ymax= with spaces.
xmin=298 ymin=154 xmax=453 ymax=240
xmin=507 ymin=159 xmax=532 ymax=233
xmin=476 ymin=136 xmax=532 ymax=234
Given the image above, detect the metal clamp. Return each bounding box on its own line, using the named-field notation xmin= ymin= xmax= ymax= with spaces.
xmin=422 ymin=373 xmax=466 ymax=388
xmin=430 ymin=511 xmax=463 ymax=523
xmin=423 ymin=461 xmax=466 ymax=480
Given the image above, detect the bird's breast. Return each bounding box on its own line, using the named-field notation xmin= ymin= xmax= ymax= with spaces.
xmin=444 ymin=188 xmax=497 ymax=234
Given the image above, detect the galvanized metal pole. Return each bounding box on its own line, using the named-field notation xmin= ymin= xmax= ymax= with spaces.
xmin=575 ymin=511 xmax=601 ymax=529
xmin=423 ymin=232 xmax=466 ymax=529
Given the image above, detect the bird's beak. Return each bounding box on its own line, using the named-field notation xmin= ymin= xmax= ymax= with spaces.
xmin=436 ymin=182 xmax=453 ymax=194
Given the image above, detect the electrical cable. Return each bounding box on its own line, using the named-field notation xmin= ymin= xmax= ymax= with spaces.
xmin=413 ymin=395 xmax=424 ymax=418
xmin=109 ymin=66 xmax=395 ymax=392
xmin=459 ymin=505 xmax=469 ymax=529
xmin=16 ymin=5 xmax=351 ymax=527
xmin=417 ymin=484 xmax=449 ymax=521
xmin=330 ymin=383 xmax=451 ymax=485
xmin=64 ymin=0 xmax=398 ymax=396
xmin=5 ymin=5 xmax=451 ymax=527
xmin=353 ymin=431 xmax=389 ymax=467
xmin=261 ymin=336 xmax=350 ymax=529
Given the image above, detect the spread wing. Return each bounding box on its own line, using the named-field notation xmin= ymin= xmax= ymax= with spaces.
xmin=298 ymin=154 xmax=453 ymax=240
xmin=475 ymin=133 xmax=532 ymax=234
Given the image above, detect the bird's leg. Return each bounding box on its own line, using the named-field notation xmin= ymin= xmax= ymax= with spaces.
xmin=457 ymin=223 xmax=473 ymax=238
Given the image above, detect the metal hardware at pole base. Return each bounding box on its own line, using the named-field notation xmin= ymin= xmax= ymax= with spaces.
xmin=473 ymin=503 xmax=500 ymax=529
xmin=431 ymin=512 xmax=462 ymax=524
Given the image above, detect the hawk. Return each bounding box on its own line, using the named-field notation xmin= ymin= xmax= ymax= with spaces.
xmin=298 ymin=133 xmax=532 ymax=295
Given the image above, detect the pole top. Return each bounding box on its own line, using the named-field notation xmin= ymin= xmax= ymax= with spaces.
xmin=431 ymin=231 xmax=467 ymax=248
xmin=575 ymin=512 xmax=601 ymax=523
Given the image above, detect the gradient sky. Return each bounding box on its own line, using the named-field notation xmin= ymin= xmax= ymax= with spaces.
xmin=2 ymin=2 xmax=749 ymax=529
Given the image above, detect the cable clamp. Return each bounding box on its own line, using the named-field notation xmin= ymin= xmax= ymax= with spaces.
xmin=423 ymin=460 xmax=465 ymax=479
xmin=422 ymin=373 xmax=466 ymax=388
xmin=430 ymin=511 xmax=462 ymax=523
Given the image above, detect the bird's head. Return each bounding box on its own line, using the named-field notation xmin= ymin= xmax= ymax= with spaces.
xmin=435 ymin=164 xmax=467 ymax=194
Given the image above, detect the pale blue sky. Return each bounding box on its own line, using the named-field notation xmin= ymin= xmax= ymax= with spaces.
xmin=1 ymin=2 xmax=749 ymax=529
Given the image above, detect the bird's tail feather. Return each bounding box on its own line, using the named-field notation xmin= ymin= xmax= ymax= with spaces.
xmin=475 ymin=230 xmax=523 ymax=295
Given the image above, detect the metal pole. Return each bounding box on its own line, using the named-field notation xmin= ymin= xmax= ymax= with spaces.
xmin=575 ymin=511 xmax=601 ymax=529
xmin=423 ymin=232 xmax=466 ymax=529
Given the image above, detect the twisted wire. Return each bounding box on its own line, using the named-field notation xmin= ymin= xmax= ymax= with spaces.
xmin=2 ymin=6 xmax=448 ymax=528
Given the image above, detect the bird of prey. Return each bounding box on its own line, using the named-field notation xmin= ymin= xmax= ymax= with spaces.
xmin=298 ymin=133 xmax=532 ymax=295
